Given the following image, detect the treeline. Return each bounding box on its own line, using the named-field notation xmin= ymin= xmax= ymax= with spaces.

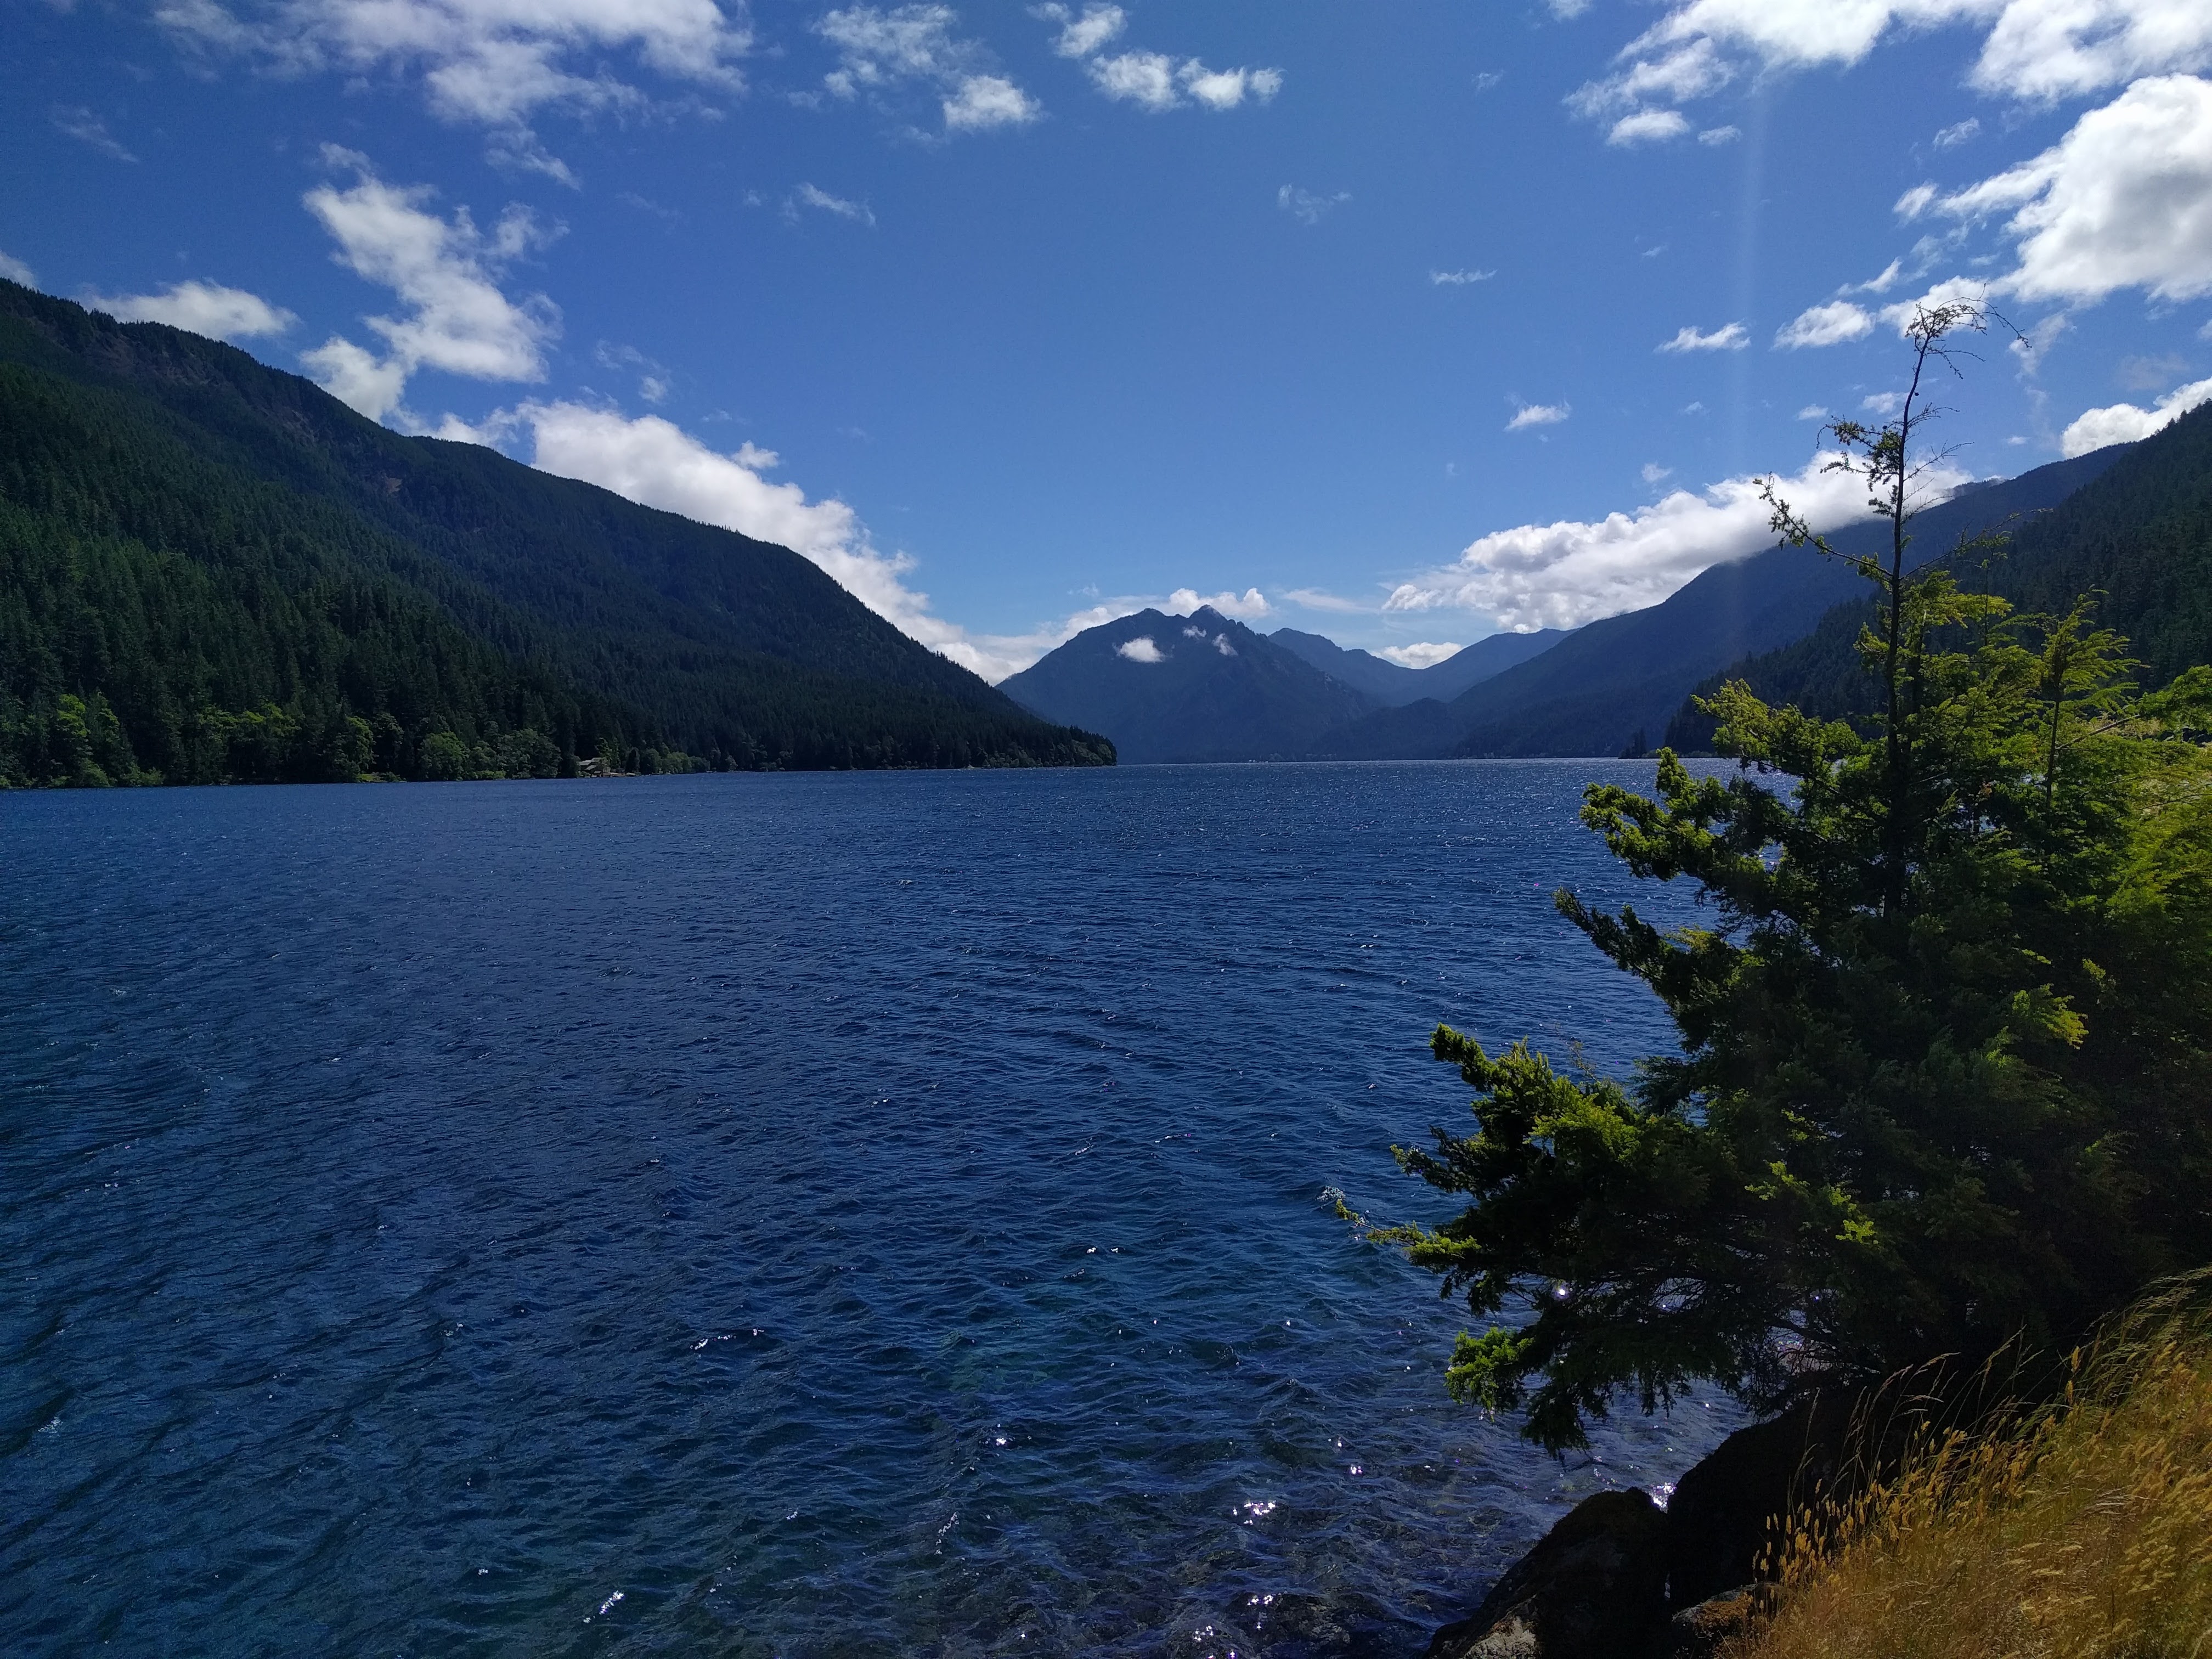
xmin=0 ymin=282 xmax=1113 ymax=787
xmin=1665 ymin=399 xmax=2212 ymax=749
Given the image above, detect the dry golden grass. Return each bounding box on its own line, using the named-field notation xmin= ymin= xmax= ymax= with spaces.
xmin=1729 ymin=1272 xmax=2212 ymax=1659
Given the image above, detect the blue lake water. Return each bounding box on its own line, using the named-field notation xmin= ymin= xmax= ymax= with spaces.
xmin=2 ymin=763 xmax=1737 ymax=1657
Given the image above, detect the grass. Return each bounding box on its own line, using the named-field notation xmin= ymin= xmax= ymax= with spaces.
xmin=1728 ymin=1271 xmax=2212 ymax=1659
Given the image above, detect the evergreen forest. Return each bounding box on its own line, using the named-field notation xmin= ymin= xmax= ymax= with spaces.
xmin=0 ymin=281 xmax=1113 ymax=787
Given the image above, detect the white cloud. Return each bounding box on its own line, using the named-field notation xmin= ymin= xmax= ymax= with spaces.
xmin=1562 ymin=0 xmax=2212 ymax=155
xmin=1383 ymin=453 xmax=1967 ymax=631
xmin=1658 ymin=320 xmax=1749 ymax=352
xmin=1863 ymin=390 xmax=1906 ymax=416
xmin=1116 ymin=635 xmax=1165 ymax=662
xmin=1775 ymin=299 xmax=1876 ymax=348
xmin=1212 ymin=632 xmax=1237 ymax=656
xmin=86 ymin=279 xmax=298 ymax=341
xmin=1506 ymin=402 xmax=1571 ymax=430
xmin=2059 ymin=373 xmax=2212 ymax=453
xmin=1850 ymin=257 xmax=1907 ymax=292
xmin=1921 ymin=74 xmax=2212 ymax=303
xmin=1431 ymin=268 xmax=1496 ymax=285
xmin=1377 ymin=641 xmax=1464 ymax=669
xmin=1935 ymin=116 xmax=1982 ymax=146
xmin=299 ymin=155 xmax=557 ymax=425
xmin=1976 ymin=0 xmax=2212 ymax=102
xmin=1088 ymin=48 xmax=1176 ymax=108
xmin=1571 ymin=0 xmax=2209 ymax=134
xmin=1699 ymin=123 xmax=1741 ymax=143
xmin=794 ymin=181 xmax=876 ymax=223
xmin=1798 ymin=403 xmax=1831 ymax=419
xmin=1278 ymin=185 xmax=1350 ymax=224
xmin=51 ymin=105 xmax=138 ymax=162
xmin=944 ymin=73 xmax=1040 ymax=128
xmin=1168 ymin=586 xmax=1271 ymax=619
xmin=1284 ymin=587 xmax=1371 ymax=613
xmin=1608 ymin=108 xmax=1692 ymax=145
xmin=817 ymin=4 xmax=1039 ymax=134
xmin=1034 ymin=2 xmax=1122 ymax=58
xmin=1084 ymin=44 xmax=1280 ymax=111
xmin=1643 ymin=461 xmax=1674 ymax=483
xmin=156 ymin=0 xmax=749 ymax=149
xmin=0 ymin=250 xmax=37 ymax=286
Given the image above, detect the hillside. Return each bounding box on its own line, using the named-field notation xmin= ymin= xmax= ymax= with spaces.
xmin=1000 ymin=607 xmax=1377 ymax=762
xmin=1663 ymin=398 xmax=2212 ymax=749
xmin=1267 ymin=627 xmax=1568 ymax=706
xmin=1307 ymin=445 xmax=2133 ymax=761
xmin=0 ymin=281 xmax=1111 ymax=785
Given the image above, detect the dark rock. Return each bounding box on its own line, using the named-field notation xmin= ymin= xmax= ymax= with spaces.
xmin=1659 ymin=1590 xmax=1760 ymax=1658
xmin=1426 ymin=1488 xmax=1670 ymax=1659
xmin=1664 ymin=1396 xmax=1852 ymax=1610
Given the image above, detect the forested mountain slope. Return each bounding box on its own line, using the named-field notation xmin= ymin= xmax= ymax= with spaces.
xmin=1310 ymin=445 xmax=2131 ymax=760
xmin=1663 ymin=400 xmax=2212 ymax=748
xmin=0 ymin=282 xmax=1110 ymax=785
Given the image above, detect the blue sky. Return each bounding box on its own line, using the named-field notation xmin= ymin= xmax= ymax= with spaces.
xmin=5 ymin=0 xmax=2210 ymax=677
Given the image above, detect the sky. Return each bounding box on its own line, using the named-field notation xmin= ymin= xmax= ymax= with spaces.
xmin=4 ymin=0 xmax=2211 ymax=680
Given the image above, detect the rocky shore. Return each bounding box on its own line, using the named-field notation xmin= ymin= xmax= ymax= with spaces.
xmin=1427 ymin=1400 xmax=1851 ymax=1659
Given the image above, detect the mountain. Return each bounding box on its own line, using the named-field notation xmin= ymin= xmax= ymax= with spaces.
xmin=1000 ymin=607 xmax=1376 ymax=762
xmin=1663 ymin=399 xmax=2212 ymax=749
xmin=1310 ymin=445 xmax=2135 ymax=761
xmin=1267 ymin=626 xmax=1569 ymax=705
xmin=0 ymin=281 xmax=1111 ymax=786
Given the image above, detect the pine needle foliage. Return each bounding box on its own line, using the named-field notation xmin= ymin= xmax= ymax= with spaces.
xmin=1369 ymin=306 xmax=2212 ymax=1451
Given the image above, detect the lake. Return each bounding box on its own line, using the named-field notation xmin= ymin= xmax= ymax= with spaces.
xmin=1 ymin=763 xmax=1736 ymax=1657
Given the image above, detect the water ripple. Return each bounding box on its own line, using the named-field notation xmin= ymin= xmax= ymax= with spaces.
xmin=1 ymin=762 xmax=1736 ymax=1656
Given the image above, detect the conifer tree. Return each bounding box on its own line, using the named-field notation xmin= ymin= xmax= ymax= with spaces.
xmin=1368 ymin=305 xmax=2212 ymax=1450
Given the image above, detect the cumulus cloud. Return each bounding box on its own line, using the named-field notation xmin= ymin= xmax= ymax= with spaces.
xmin=299 ymin=154 xmax=558 ymax=425
xmin=1377 ymin=641 xmax=1464 ymax=669
xmin=1506 ymin=402 xmax=1571 ymax=430
xmin=86 ymin=279 xmax=298 ymax=341
xmin=1046 ymin=9 xmax=1278 ymax=111
xmin=1278 ymin=185 xmax=1350 ymax=224
xmin=2059 ymin=373 xmax=2212 ymax=453
xmin=1035 ymin=2 xmax=1122 ymax=58
xmin=1087 ymin=50 xmax=1280 ymax=111
xmin=1658 ymin=321 xmax=1749 ymax=352
xmin=1798 ymin=403 xmax=1831 ymax=419
xmin=0 ymin=250 xmax=37 ymax=286
xmin=156 ymin=0 xmax=749 ymax=167
xmin=1383 ymin=453 xmax=1968 ymax=631
xmin=1116 ymin=635 xmax=1164 ymax=663
xmin=1564 ymin=0 xmax=2212 ymax=142
xmin=944 ymin=73 xmax=1040 ymax=128
xmin=1699 ymin=123 xmax=1740 ymax=143
xmin=1775 ymin=299 xmax=1876 ymax=348
xmin=1643 ymin=461 xmax=1674 ymax=483
xmin=1431 ymin=268 xmax=1496 ymax=285
xmin=1935 ymin=116 xmax=1982 ymax=146
xmin=1915 ymin=74 xmax=2212 ymax=303
xmin=1168 ymin=586 xmax=1271 ymax=619
xmin=818 ymin=4 xmax=1039 ymax=134
xmin=1608 ymin=108 xmax=1692 ymax=145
